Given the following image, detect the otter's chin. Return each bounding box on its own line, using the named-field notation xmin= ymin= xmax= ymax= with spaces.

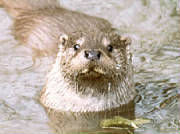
xmin=80 ymin=71 xmax=102 ymax=78
xmin=81 ymin=67 xmax=105 ymax=74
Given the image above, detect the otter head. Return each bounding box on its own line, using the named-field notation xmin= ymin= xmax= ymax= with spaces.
xmin=41 ymin=31 xmax=135 ymax=111
xmin=57 ymin=31 xmax=132 ymax=92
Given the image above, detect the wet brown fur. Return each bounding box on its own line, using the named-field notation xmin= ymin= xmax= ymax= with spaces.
xmin=1 ymin=0 xmax=112 ymax=57
xmin=0 ymin=0 xmax=137 ymax=133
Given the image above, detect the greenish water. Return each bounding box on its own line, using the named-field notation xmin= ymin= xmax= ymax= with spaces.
xmin=0 ymin=0 xmax=179 ymax=134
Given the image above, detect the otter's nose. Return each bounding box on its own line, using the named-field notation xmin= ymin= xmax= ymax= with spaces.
xmin=84 ymin=50 xmax=101 ymax=60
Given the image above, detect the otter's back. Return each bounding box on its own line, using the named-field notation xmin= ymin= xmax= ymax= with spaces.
xmin=14 ymin=7 xmax=112 ymax=57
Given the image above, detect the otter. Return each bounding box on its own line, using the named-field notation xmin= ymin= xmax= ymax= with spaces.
xmin=0 ymin=0 xmax=137 ymax=133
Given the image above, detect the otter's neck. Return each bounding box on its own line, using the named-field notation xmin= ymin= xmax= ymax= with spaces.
xmin=40 ymin=53 xmax=136 ymax=112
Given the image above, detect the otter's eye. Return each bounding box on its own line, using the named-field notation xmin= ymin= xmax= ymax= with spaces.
xmin=73 ymin=44 xmax=80 ymax=51
xmin=107 ymin=45 xmax=113 ymax=52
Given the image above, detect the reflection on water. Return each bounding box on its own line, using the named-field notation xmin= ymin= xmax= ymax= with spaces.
xmin=135 ymin=83 xmax=179 ymax=134
xmin=0 ymin=0 xmax=179 ymax=134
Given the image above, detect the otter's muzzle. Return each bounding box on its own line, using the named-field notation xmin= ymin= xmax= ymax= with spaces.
xmin=84 ymin=50 xmax=101 ymax=61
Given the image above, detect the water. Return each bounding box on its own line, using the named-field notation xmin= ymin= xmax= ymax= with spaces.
xmin=0 ymin=0 xmax=179 ymax=134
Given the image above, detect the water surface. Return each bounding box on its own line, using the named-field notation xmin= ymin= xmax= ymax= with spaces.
xmin=0 ymin=0 xmax=179 ymax=134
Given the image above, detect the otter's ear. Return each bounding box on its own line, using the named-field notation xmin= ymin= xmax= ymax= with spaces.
xmin=119 ymin=36 xmax=132 ymax=47
xmin=58 ymin=34 xmax=68 ymax=48
xmin=120 ymin=36 xmax=132 ymax=61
